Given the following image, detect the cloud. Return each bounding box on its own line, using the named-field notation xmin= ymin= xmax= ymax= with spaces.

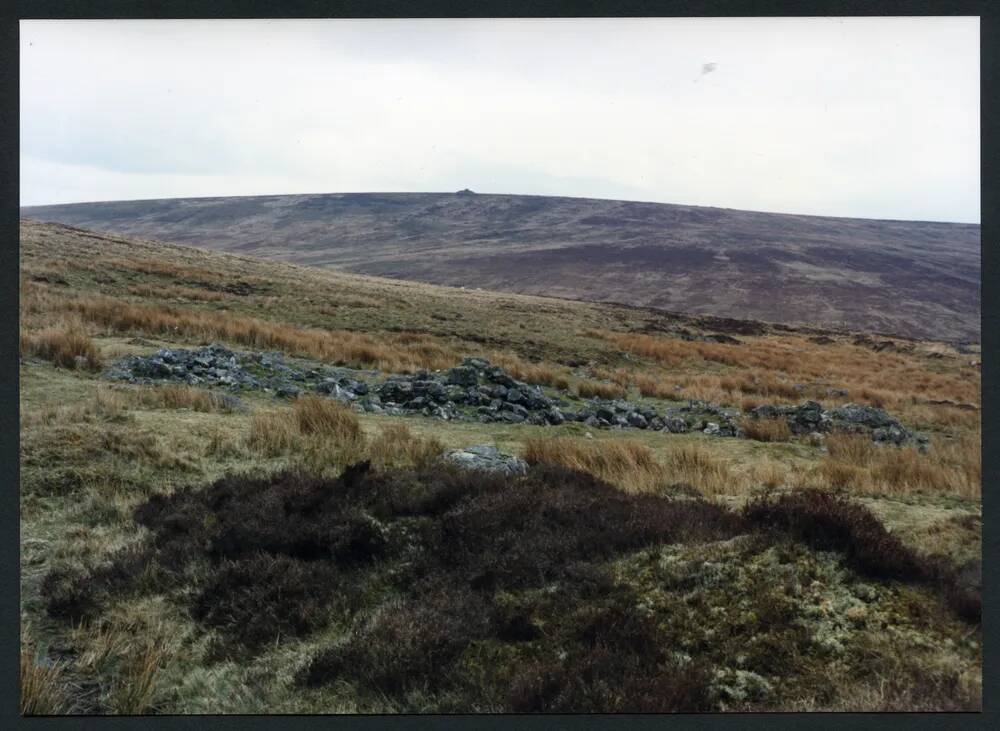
xmin=19 ymin=17 xmax=980 ymax=222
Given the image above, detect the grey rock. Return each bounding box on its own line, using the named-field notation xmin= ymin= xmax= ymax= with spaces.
xmin=663 ymin=417 xmax=689 ymax=434
xmin=627 ymin=412 xmax=648 ymax=429
xmin=446 ymin=365 xmax=480 ymax=387
xmin=443 ymin=444 xmax=528 ymax=475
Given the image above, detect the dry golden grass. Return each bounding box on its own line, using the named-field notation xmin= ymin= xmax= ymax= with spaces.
xmin=739 ymin=417 xmax=792 ymax=443
xmin=294 ymin=395 xmax=363 ymax=443
xmin=745 ymin=457 xmax=790 ymax=489
xmin=801 ymin=433 xmax=981 ymax=499
xmin=367 ymin=422 xmax=444 ymax=469
xmin=826 ymin=434 xmax=878 ymax=463
xmin=249 ymin=401 xmax=446 ymax=470
xmin=20 ymin=325 xmax=102 ymax=370
xmin=20 ymin=648 xmax=70 ymax=715
xmin=247 ymin=411 xmax=299 ymax=457
xmin=523 ymin=435 xmax=665 ymax=493
xmin=591 ymin=367 xmax=633 ymax=388
xmin=487 ymin=352 xmax=570 ymax=388
xmin=21 ymin=284 xmax=460 ymax=372
xmin=107 ymin=643 xmax=164 ymax=715
xmin=575 ymin=379 xmax=627 ymax=400
xmin=596 ymin=330 xmax=980 ymax=429
xmin=660 ymin=442 xmax=734 ymax=495
xmin=634 ymin=373 xmax=677 ymax=399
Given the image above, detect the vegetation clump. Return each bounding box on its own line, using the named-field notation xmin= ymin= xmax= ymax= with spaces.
xmin=36 ymin=461 xmax=980 ymax=711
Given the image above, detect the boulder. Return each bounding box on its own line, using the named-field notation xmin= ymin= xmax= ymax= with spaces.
xmin=663 ymin=417 xmax=689 ymax=434
xmin=627 ymin=412 xmax=648 ymax=429
xmin=443 ymin=444 xmax=528 ymax=476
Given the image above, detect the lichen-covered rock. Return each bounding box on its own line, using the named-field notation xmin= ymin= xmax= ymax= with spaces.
xmin=443 ymin=445 xmax=528 ymax=475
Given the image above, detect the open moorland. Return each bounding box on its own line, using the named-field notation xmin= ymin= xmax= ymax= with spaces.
xmin=21 ymin=192 xmax=981 ymax=341
xmin=19 ymin=219 xmax=981 ymax=713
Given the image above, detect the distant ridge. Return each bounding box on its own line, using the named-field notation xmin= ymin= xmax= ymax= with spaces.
xmin=21 ymin=192 xmax=981 ymax=341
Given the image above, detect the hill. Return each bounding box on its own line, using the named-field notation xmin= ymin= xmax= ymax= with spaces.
xmin=19 ymin=220 xmax=981 ymax=713
xmin=21 ymin=192 xmax=981 ymax=342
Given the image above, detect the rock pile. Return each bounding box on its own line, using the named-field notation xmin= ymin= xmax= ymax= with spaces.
xmin=104 ymin=344 xmax=369 ymax=400
xmin=746 ymin=401 xmax=927 ymax=447
xmin=104 ymin=348 xmax=922 ymax=446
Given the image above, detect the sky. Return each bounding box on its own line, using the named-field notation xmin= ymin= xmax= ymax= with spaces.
xmin=20 ymin=17 xmax=980 ymax=223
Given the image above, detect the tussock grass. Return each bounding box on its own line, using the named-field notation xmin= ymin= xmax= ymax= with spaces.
xmin=487 ymin=352 xmax=571 ymax=389
xmin=107 ymin=643 xmax=165 ymax=715
xmin=249 ymin=400 xmax=445 ymax=470
xmin=523 ymin=436 xmax=665 ymax=493
xmin=575 ymin=379 xmax=627 ymax=400
xmin=367 ymin=423 xmax=444 ymax=469
xmin=294 ymin=395 xmax=363 ymax=442
xmin=740 ymin=417 xmax=792 ymax=442
xmin=634 ymin=373 xmax=677 ymax=399
xmin=247 ymin=411 xmax=299 ymax=457
xmin=661 ymin=442 xmax=734 ymax=495
xmin=20 ymin=384 xmax=238 ymax=429
xmin=20 ymin=646 xmax=70 ymax=715
xmin=801 ymin=433 xmax=981 ymax=499
xmin=20 ymin=326 xmax=102 ymax=370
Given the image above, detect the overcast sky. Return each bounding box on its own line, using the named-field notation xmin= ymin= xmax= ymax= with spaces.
xmin=20 ymin=17 xmax=980 ymax=222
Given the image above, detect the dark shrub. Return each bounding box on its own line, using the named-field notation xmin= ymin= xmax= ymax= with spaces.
xmin=743 ymin=491 xmax=928 ymax=581
xmin=507 ymin=597 xmax=714 ymax=712
xmin=300 ymin=588 xmax=494 ymax=693
xmin=41 ymin=567 xmax=98 ymax=621
xmin=743 ymin=490 xmax=980 ymax=623
xmin=192 ymin=553 xmax=340 ymax=652
xmin=41 ymin=547 xmax=153 ymax=621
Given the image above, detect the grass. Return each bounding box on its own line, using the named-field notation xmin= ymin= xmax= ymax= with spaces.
xmin=17 ymin=220 xmax=981 ymax=713
xmin=799 ymin=434 xmax=981 ymax=499
xmin=523 ymin=436 xmax=665 ymax=493
xmin=21 ymin=644 xmax=71 ymax=715
xmin=574 ymin=379 xmax=627 ymax=400
xmin=740 ymin=416 xmax=792 ymax=442
xmin=20 ymin=325 xmax=102 ymax=370
xmin=294 ymin=395 xmax=363 ymax=441
xmin=660 ymin=441 xmax=734 ymax=495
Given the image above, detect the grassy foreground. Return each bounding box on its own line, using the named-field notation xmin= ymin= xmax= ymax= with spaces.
xmin=19 ymin=220 xmax=980 ymax=712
